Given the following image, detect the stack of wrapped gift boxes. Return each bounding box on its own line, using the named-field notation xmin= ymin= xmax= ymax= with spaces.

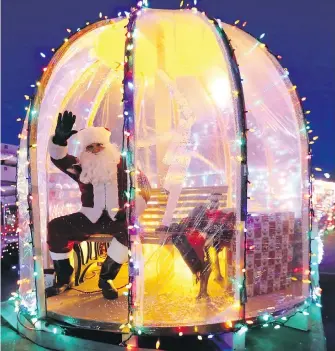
xmin=227 ymin=212 xmax=297 ymax=297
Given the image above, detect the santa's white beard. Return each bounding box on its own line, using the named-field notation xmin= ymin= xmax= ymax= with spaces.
xmin=79 ymin=143 xmax=120 ymax=185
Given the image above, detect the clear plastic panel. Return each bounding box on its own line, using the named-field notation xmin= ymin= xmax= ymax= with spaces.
xmin=37 ymin=25 xmax=116 ymax=263
xmin=132 ymin=10 xmax=243 ymax=328
xmin=223 ymin=24 xmax=309 ymax=317
xmin=18 ymin=116 xmax=37 ymax=313
xmin=35 ymin=20 xmax=129 ymax=326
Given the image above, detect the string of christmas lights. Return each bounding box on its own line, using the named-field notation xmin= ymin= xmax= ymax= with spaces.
xmin=121 ymin=0 xmax=143 ymax=334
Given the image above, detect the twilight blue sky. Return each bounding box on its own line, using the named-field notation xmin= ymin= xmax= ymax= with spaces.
xmin=2 ymin=0 xmax=335 ymax=174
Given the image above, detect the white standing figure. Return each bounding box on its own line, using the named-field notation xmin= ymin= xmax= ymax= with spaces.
xmin=157 ymin=71 xmax=197 ymax=229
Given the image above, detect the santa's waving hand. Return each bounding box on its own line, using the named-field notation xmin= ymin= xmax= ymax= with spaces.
xmin=53 ymin=111 xmax=78 ymax=145
xmin=47 ymin=111 xmax=151 ymax=299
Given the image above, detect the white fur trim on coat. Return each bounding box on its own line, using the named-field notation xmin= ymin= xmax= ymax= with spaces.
xmin=107 ymin=238 xmax=128 ymax=264
xmin=50 ymin=250 xmax=73 ymax=260
xmin=49 ymin=136 xmax=68 ymax=160
xmin=79 ymin=182 xmax=119 ymax=223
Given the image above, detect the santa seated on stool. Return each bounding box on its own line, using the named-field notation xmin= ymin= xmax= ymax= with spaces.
xmin=47 ymin=111 xmax=150 ymax=299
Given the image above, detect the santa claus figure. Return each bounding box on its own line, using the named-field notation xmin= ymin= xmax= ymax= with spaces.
xmin=47 ymin=111 xmax=150 ymax=299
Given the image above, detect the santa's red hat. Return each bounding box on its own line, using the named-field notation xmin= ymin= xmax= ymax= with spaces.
xmin=72 ymin=126 xmax=111 ymax=153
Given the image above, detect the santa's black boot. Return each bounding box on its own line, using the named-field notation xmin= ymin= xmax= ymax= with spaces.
xmin=46 ymin=259 xmax=74 ymax=297
xmin=98 ymin=256 xmax=122 ymax=300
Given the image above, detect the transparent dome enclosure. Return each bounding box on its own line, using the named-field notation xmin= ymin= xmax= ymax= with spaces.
xmin=223 ymin=24 xmax=310 ymax=316
xmin=17 ymin=7 xmax=311 ymax=333
xmin=132 ymin=10 xmax=244 ymax=327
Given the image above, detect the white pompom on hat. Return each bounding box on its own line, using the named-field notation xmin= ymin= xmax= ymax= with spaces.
xmin=72 ymin=126 xmax=111 ymax=153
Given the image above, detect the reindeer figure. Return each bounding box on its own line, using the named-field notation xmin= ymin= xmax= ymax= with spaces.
xmin=172 ymin=193 xmax=236 ymax=299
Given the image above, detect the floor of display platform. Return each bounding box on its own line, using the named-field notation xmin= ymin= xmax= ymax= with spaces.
xmin=47 ymin=265 xmax=305 ymax=328
xmin=47 ymin=265 xmax=129 ymax=330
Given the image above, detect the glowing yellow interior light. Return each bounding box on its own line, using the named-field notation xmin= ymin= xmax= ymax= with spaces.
xmin=208 ymin=77 xmax=231 ymax=109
